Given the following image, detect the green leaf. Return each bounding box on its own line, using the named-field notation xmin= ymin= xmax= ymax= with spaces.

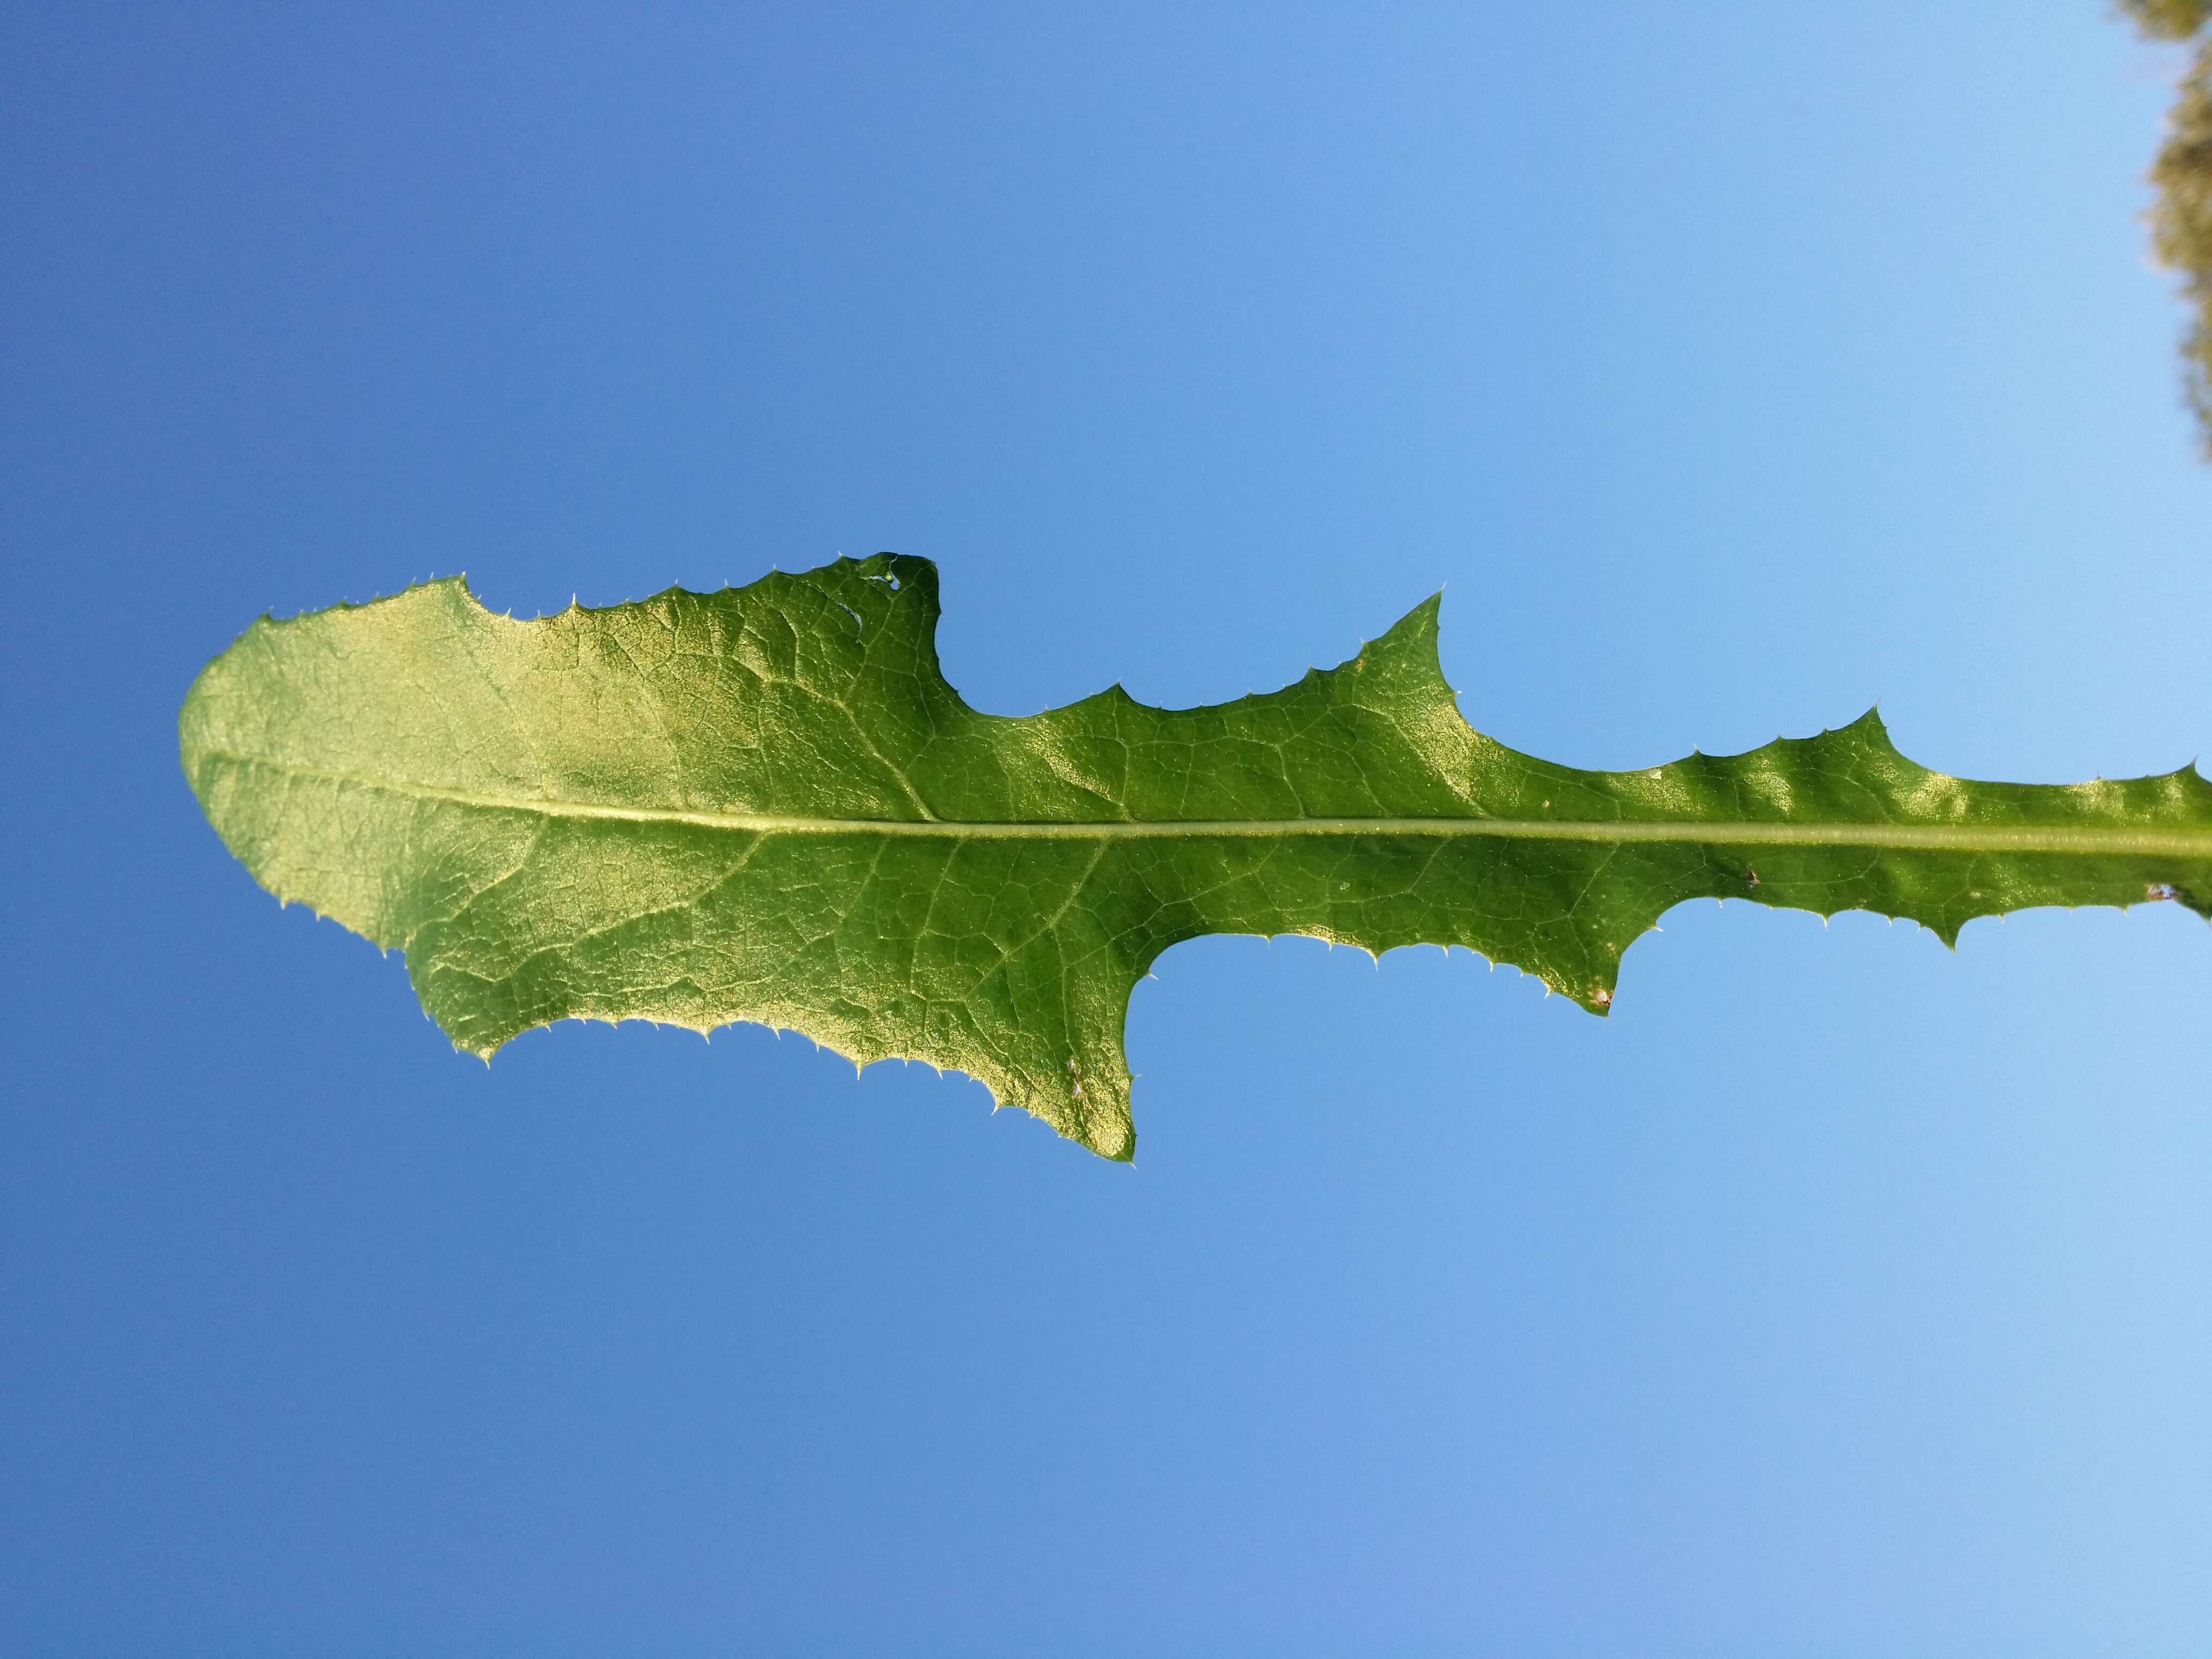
xmin=180 ymin=554 xmax=2211 ymax=1160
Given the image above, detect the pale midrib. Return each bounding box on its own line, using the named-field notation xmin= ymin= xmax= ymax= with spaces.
xmin=204 ymin=751 xmax=2212 ymax=859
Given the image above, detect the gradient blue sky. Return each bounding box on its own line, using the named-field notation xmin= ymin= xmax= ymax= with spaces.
xmin=5 ymin=4 xmax=2211 ymax=1654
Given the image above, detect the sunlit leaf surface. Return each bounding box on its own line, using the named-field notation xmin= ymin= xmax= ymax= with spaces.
xmin=181 ymin=555 xmax=2212 ymax=1158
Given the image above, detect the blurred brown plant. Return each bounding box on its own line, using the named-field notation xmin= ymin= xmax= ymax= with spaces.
xmin=2123 ymin=0 xmax=2212 ymax=447
xmin=2121 ymin=0 xmax=2211 ymax=40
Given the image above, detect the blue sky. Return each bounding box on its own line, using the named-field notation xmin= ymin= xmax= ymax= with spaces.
xmin=5 ymin=4 xmax=2210 ymax=1653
